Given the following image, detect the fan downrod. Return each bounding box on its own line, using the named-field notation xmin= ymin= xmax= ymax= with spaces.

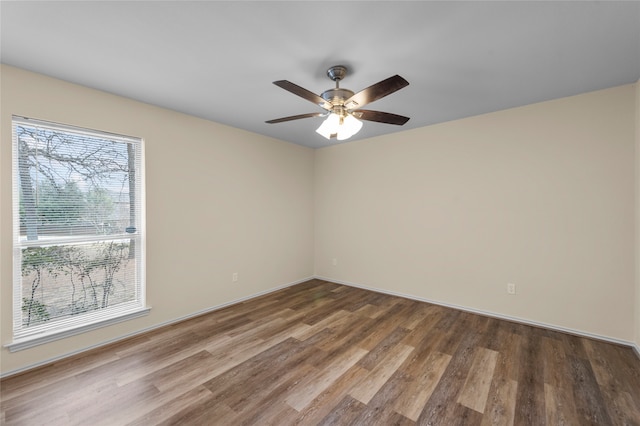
xmin=322 ymin=65 xmax=354 ymax=105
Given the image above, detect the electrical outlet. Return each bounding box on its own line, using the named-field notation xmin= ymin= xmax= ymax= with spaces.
xmin=507 ymin=283 xmax=516 ymax=295
xmin=332 ymin=258 xmax=337 ymax=266
xmin=232 ymin=272 xmax=238 ymax=282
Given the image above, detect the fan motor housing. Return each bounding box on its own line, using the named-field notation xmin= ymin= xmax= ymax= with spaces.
xmin=321 ymin=88 xmax=355 ymax=105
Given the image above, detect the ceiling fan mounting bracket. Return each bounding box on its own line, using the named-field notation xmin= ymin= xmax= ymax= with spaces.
xmin=326 ymin=65 xmax=348 ymax=83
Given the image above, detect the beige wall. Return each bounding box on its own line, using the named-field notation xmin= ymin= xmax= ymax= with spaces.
xmin=0 ymin=65 xmax=315 ymax=375
xmin=315 ymin=84 xmax=636 ymax=341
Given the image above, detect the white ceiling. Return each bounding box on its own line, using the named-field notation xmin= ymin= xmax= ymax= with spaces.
xmin=1 ymin=1 xmax=639 ymax=149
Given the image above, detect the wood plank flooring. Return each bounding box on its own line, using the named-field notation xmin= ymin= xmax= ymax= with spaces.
xmin=2 ymin=279 xmax=640 ymax=425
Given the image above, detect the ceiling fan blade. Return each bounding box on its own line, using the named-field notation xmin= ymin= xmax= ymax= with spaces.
xmin=351 ymin=110 xmax=410 ymax=125
xmin=266 ymin=112 xmax=326 ymax=124
xmin=273 ymin=80 xmax=333 ymax=111
xmin=343 ymin=75 xmax=409 ymax=109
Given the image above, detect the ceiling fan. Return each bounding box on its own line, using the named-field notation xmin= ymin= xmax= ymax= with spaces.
xmin=266 ymin=65 xmax=410 ymax=141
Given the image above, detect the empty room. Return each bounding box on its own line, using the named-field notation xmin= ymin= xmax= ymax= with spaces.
xmin=1 ymin=1 xmax=640 ymax=425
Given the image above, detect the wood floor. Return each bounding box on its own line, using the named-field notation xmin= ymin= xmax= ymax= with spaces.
xmin=2 ymin=279 xmax=640 ymax=425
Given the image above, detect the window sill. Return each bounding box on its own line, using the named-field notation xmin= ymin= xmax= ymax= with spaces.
xmin=6 ymin=307 xmax=151 ymax=352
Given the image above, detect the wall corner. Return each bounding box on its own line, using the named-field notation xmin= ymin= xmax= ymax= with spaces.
xmin=635 ymin=79 xmax=640 ymax=351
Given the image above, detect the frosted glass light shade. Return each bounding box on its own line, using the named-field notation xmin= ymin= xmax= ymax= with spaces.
xmin=316 ymin=113 xmax=340 ymax=139
xmin=337 ymin=114 xmax=363 ymax=140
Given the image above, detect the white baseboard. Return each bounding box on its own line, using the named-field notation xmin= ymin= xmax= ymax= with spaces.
xmin=1 ymin=276 xmax=313 ymax=379
xmin=633 ymin=343 xmax=640 ymax=360
xmin=314 ymin=275 xmax=638 ymax=350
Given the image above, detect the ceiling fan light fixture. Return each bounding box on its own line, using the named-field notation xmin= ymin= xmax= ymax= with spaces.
xmin=315 ymin=113 xmax=363 ymax=140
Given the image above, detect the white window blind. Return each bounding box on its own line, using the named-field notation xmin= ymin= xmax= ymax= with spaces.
xmin=10 ymin=116 xmax=148 ymax=351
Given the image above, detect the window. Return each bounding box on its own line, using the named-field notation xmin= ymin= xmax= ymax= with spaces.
xmin=9 ymin=117 xmax=148 ymax=351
